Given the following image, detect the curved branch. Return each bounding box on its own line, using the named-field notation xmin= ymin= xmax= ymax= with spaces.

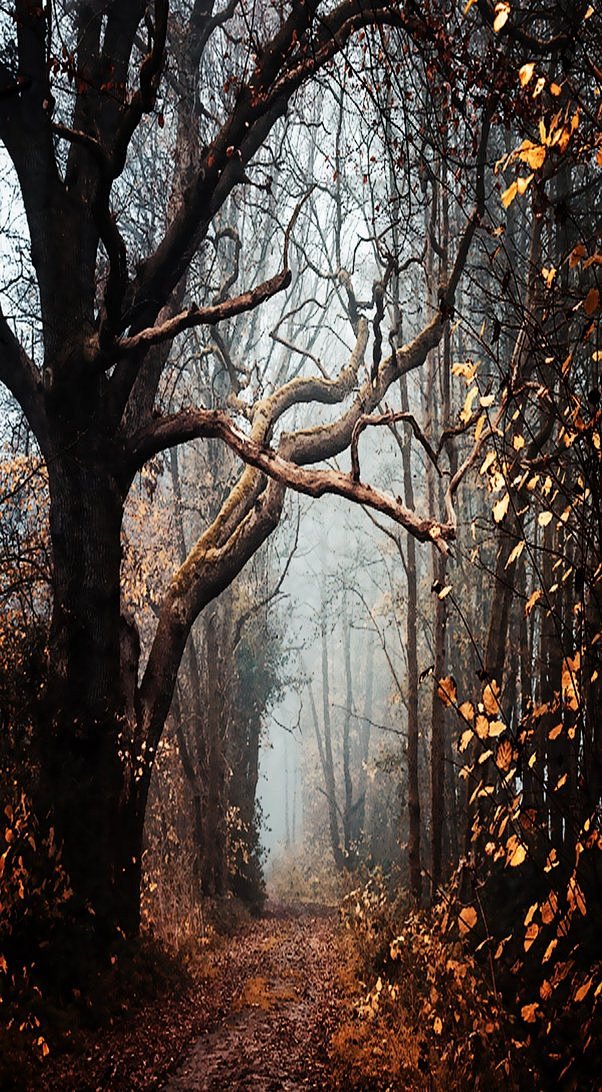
xmin=127 ymin=404 xmax=453 ymax=548
xmin=351 ymin=410 xmax=440 ymax=482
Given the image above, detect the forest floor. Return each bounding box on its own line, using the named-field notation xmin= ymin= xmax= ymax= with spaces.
xmin=38 ymin=902 xmax=346 ymax=1091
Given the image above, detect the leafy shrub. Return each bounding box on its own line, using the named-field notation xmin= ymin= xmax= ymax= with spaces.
xmin=333 ymin=870 xmax=520 ymax=1091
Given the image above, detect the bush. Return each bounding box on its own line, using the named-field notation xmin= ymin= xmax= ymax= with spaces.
xmin=333 ymin=869 xmax=520 ymax=1091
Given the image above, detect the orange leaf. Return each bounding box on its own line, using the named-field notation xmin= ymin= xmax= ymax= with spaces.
xmin=496 ymin=739 xmax=513 ymax=772
xmin=524 ymin=922 xmax=539 ymax=952
xmin=501 ymin=181 xmax=518 ymax=208
xmin=483 ymin=680 xmax=500 ymax=715
xmin=475 ymin=714 xmax=490 ymax=739
xmin=525 ymin=589 xmax=543 ymax=615
xmin=521 ymin=1002 xmax=539 ymax=1023
xmin=574 ymin=977 xmax=593 ymax=1003
xmin=508 ymin=839 xmax=527 ymax=868
xmin=518 ymin=63 xmax=535 ymax=86
xmin=437 ymin=676 xmax=457 ymax=707
xmin=458 ymin=905 xmax=478 ymax=935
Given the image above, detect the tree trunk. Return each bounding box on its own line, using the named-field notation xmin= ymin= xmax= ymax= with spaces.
xmin=42 ymin=450 xmax=143 ymax=939
xmin=399 ymin=374 xmax=422 ymax=903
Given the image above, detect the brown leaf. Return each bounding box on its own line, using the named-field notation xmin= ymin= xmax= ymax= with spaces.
xmin=584 ymin=287 xmax=600 ymax=315
xmin=458 ymin=905 xmax=478 ymax=935
xmin=437 ymin=676 xmax=457 ymax=707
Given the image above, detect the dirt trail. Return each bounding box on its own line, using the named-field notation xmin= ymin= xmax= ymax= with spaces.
xmin=162 ymin=904 xmax=342 ymax=1091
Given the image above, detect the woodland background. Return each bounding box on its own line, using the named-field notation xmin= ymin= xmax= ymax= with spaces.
xmin=0 ymin=0 xmax=600 ymax=1088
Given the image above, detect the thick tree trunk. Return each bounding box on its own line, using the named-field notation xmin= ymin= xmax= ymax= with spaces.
xmin=42 ymin=451 xmax=143 ymax=939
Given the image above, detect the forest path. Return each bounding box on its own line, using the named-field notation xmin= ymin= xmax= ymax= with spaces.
xmin=162 ymin=902 xmax=343 ymax=1091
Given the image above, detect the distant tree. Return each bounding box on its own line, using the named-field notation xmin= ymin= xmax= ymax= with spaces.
xmin=0 ymin=0 xmax=520 ymax=943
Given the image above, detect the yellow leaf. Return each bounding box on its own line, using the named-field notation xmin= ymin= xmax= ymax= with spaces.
xmin=480 ymin=451 xmax=496 ymax=476
xmin=493 ymin=1 xmax=510 ymax=32
xmin=501 ymin=180 xmax=518 ymax=208
xmin=508 ymin=841 xmax=527 ymax=867
xmin=555 ymin=773 xmax=568 ymax=791
xmin=437 ymin=584 xmax=453 ymax=600
xmin=542 ymin=265 xmax=556 ymax=287
xmin=519 ymin=62 xmax=535 ymax=86
xmin=548 ymin=723 xmax=563 ymax=741
xmin=452 ymin=360 xmax=478 ymax=382
xmin=518 ymin=173 xmax=534 ymax=194
xmin=459 ymin=728 xmax=473 ymax=752
xmin=483 ymin=680 xmax=500 ymax=715
xmin=480 ymin=393 xmax=495 ymax=408
xmin=505 ymin=540 xmax=525 ymax=568
xmin=493 ymin=493 xmax=510 ymax=523
xmin=513 ymin=433 xmax=525 ymax=450
xmin=433 ymin=1015 xmax=443 ymax=1034
xmin=518 ymin=141 xmax=546 ymax=170
xmin=459 ymin=701 xmax=474 ymax=723
xmin=550 ymin=82 xmax=562 ymax=96
xmin=525 ymin=589 xmax=543 ymax=615
xmin=458 ymin=905 xmax=478 ymax=935
xmin=538 ymin=510 xmax=553 ymax=527
xmin=489 ymin=719 xmax=506 ymax=737
xmin=460 ymin=385 xmax=479 ymax=423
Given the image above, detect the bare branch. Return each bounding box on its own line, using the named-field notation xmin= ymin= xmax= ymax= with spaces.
xmin=127 ymin=405 xmax=453 ymax=549
xmin=350 ymin=410 xmax=440 ymax=482
xmin=113 ymin=191 xmax=312 ymax=359
xmin=114 ymin=267 xmax=292 ymax=357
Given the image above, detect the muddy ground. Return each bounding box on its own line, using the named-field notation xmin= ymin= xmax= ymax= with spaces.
xmin=38 ymin=903 xmax=345 ymax=1091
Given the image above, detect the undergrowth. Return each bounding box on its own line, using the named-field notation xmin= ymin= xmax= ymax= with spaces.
xmin=330 ymin=868 xmax=523 ymax=1091
xmin=266 ymin=843 xmax=344 ymax=906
